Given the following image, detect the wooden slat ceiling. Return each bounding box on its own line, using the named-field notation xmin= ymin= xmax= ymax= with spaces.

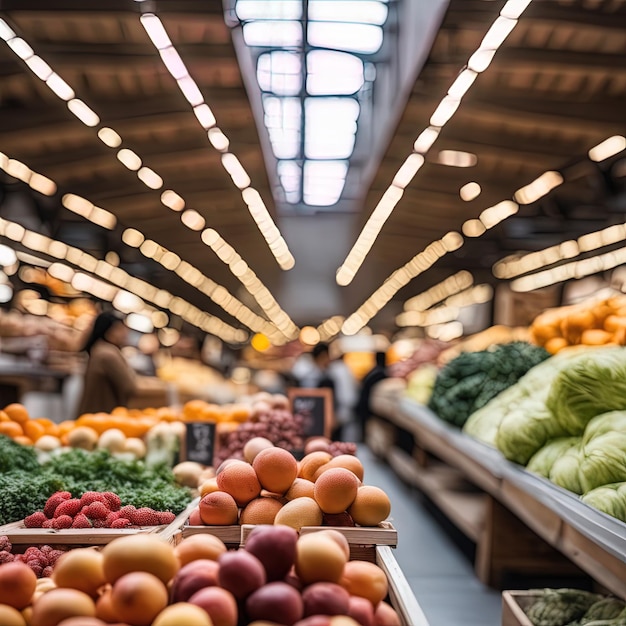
xmin=0 ymin=0 xmax=625 ymax=336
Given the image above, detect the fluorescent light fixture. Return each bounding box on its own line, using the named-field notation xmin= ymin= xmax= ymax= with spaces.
xmin=137 ymin=167 xmax=164 ymax=190
xmin=62 ymin=193 xmax=93 ymax=217
xmin=139 ymin=13 xmax=172 ymax=50
xmin=479 ymin=16 xmax=517 ymax=50
xmin=437 ymin=150 xmax=477 ymax=167
xmin=97 ymin=127 xmax=122 ymax=148
xmin=113 ymin=290 xmax=143 ymax=314
xmin=448 ymin=70 xmax=478 ymax=100
xmin=208 ymin=128 xmax=230 ymax=151
xmin=45 ymin=73 xmax=75 ymax=101
xmin=116 ymin=149 xmax=142 ymax=171
xmin=413 ymin=127 xmax=441 ymax=153
xmin=126 ymin=312 xmax=154 ymax=334
xmin=161 ymin=190 xmax=185 ymax=211
xmin=67 ymin=99 xmax=100 ymax=127
xmin=514 ymin=171 xmax=563 ymax=204
xmin=24 ymin=55 xmax=52 ymax=81
xmin=6 ymin=37 xmax=33 ymax=60
xmin=29 ymin=173 xmax=57 ymax=196
xmin=0 ymin=18 xmax=16 ymax=41
xmin=460 ymin=182 xmax=481 ymax=201
xmin=462 ymin=219 xmax=487 ymax=237
xmin=0 ymin=244 xmax=17 ymax=266
xmin=181 ymin=209 xmax=206 ymax=231
xmin=122 ymin=228 xmax=145 ymax=247
xmin=588 ymin=135 xmax=626 ymax=162
xmin=193 ymin=104 xmax=216 ymax=129
xmin=501 ymin=0 xmax=534 ymax=19
xmin=159 ymin=46 xmax=188 ymax=80
xmin=221 ymin=153 xmax=251 ymax=189
xmin=177 ymin=76 xmax=203 ymax=106
xmin=392 ymin=154 xmax=425 ymax=189
xmin=430 ymin=96 xmax=461 ymax=127
xmin=468 ymin=48 xmax=497 ymax=73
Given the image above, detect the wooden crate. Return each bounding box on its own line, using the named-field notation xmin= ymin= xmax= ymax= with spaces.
xmin=181 ymin=520 xmax=398 ymax=561
xmin=0 ymin=503 xmax=193 ymax=547
xmin=501 ymin=591 xmax=539 ymax=626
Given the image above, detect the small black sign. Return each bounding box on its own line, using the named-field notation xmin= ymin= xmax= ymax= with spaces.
xmin=288 ymin=388 xmax=333 ymax=439
xmin=184 ymin=421 xmax=216 ymax=466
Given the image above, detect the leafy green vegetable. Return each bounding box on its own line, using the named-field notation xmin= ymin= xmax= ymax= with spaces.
xmin=428 ymin=342 xmax=549 ymax=427
xmin=579 ymin=598 xmax=626 ymax=623
xmin=0 ymin=434 xmax=40 ymax=473
xmin=527 ymin=437 xmax=581 ymax=478
xmin=580 ymin=483 xmax=626 ymax=522
xmin=547 ymin=349 xmax=626 ymax=436
xmin=0 ymin=472 xmax=65 ymax=525
xmin=525 ymin=589 xmax=602 ymax=626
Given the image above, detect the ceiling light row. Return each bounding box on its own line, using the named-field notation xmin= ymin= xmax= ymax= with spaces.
xmin=317 ymin=315 xmax=346 ymax=341
xmin=0 ymin=153 xmax=57 ymax=197
xmin=139 ymin=12 xmax=295 ymax=271
xmin=0 ymin=216 xmax=246 ymax=343
xmin=334 ymin=0 xmax=534 ymax=286
xmin=0 ymin=19 xmax=291 ymax=323
xmin=404 ymin=270 xmax=473 ymax=311
xmin=510 ymin=246 xmax=626 ymax=293
xmin=341 ymin=231 xmax=464 ymax=335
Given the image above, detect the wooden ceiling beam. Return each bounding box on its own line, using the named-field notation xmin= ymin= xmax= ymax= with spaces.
xmin=0 ymin=1 xmax=219 ymax=14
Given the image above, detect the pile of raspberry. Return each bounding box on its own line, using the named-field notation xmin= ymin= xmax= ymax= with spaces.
xmin=0 ymin=535 xmax=64 ymax=578
xmin=23 ymin=491 xmax=177 ymax=530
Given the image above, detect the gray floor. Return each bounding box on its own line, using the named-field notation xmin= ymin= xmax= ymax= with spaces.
xmin=360 ymin=445 xmax=503 ymax=626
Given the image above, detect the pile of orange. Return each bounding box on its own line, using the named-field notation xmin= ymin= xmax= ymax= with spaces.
xmin=0 ymin=403 xmax=66 ymax=446
xmin=182 ymin=400 xmax=251 ymax=424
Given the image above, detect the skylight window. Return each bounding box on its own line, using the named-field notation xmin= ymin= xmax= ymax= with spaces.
xmin=235 ymin=0 xmax=390 ymax=207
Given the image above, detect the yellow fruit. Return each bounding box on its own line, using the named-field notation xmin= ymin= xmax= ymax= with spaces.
xmin=295 ymin=533 xmax=348 ymax=585
xmin=340 ymin=561 xmax=388 ymax=606
xmin=52 ymin=549 xmax=106 ymax=598
xmin=314 ymin=455 xmax=364 ymax=482
xmin=299 ymin=451 xmax=332 ymax=482
xmin=313 ymin=468 xmax=359 ymax=514
xmin=0 ymin=604 xmax=26 ymax=626
xmin=152 ymin=603 xmax=213 ymax=626
xmin=347 ymin=485 xmax=391 ymax=526
xmin=30 ymin=588 xmax=96 ymax=626
xmin=174 ymin=534 xmax=227 ymax=566
xmin=274 ymin=497 xmax=323 ymax=531
xmin=284 ymin=478 xmax=315 ymax=501
xmin=240 ymin=497 xmax=283 ymax=525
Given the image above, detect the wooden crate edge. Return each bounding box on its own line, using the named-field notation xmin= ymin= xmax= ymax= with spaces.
xmin=501 ymin=591 xmax=539 ymax=626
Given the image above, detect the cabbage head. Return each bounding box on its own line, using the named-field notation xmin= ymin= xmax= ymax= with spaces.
xmin=550 ymin=443 xmax=584 ymax=494
xmin=581 ymin=482 xmax=626 ymax=522
xmin=578 ymin=431 xmax=626 ymax=493
xmin=546 ymin=348 xmax=626 ymax=436
xmin=495 ymin=401 xmax=566 ymax=465
xmin=583 ymin=411 xmax=626 ymax=445
xmin=527 ymin=437 xmax=580 ymax=477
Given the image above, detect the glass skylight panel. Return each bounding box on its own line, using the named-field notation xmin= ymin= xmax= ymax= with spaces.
xmin=308 ymin=1 xmax=388 ymax=25
xmin=236 ymin=0 xmax=302 ymax=20
xmin=303 ymin=161 xmax=349 ymax=206
xmin=308 ymin=23 xmax=384 ymax=55
xmin=257 ymin=51 xmax=302 ymax=96
xmin=278 ymin=161 xmax=301 ymax=202
xmin=305 ymin=98 xmax=359 ymax=160
xmin=307 ymin=51 xmax=364 ymax=95
xmin=263 ymin=96 xmax=301 ymax=159
xmin=243 ymin=21 xmax=302 ymax=47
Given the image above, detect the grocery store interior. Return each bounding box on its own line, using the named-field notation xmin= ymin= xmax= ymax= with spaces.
xmin=0 ymin=0 xmax=626 ymax=625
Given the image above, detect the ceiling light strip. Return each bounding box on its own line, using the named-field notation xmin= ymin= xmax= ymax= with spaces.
xmin=138 ymin=12 xmax=295 ymax=271
xmin=340 ymin=231 xmax=464 ymax=335
xmin=403 ymin=270 xmax=473 ymax=312
xmin=0 ymin=151 xmax=279 ymax=341
xmin=335 ymin=0 xmax=534 ymax=286
xmin=0 ymin=19 xmax=295 ymax=336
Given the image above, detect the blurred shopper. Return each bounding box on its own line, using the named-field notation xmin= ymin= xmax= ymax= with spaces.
xmin=76 ymin=311 xmax=137 ymax=416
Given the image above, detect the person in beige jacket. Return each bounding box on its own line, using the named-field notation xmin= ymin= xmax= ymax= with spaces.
xmin=76 ymin=311 xmax=136 ymax=416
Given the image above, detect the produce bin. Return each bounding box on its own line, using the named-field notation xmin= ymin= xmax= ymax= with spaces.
xmin=501 ymin=591 xmax=541 ymax=626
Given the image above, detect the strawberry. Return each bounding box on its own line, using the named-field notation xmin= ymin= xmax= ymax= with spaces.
xmin=129 ymin=507 xmax=160 ymax=526
xmin=101 ymin=492 xmax=121 ymax=512
xmin=43 ymin=491 xmax=71 ymax=518
xmin=157 ymin=511 xmax=176 ymax=525
xmin=110 ymin=518 xmax=132 ymax=529
xmin=91 ymin=519 xmax=107 ymax=528
xmin=118 ymin=505 xmax=136 ymax=519
xmin=42 ymin=519 xmax=54 ymax=529
xmin=105 ymin=511 xmax=122 ymax=527
xmin=24 ymin=512 xmax=47 ymax=528
xmin=53 ymin=499 xmax=82 ymax=519
xmin=71 ymin=514 xmax=92 ymax=529
xmin=79 ymin=492 xmax=108 ymax=508
xmin=84 ymin=502 xmax=109 ymax=520
xmin=52 ymin=515 xmax=73 ymax=530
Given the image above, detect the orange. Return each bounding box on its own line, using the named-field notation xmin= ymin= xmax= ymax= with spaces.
xmin=35 ymin=418 xmax=60 ymax=437
xmin=313 ymin=468 xmax=359 ymax=515
xmin=299 ymin=451 xmax=332 ymax=482
xmin=0 ymin=422 xmax=23 ymax=439
xmin=252 ymin=447 xmax=298 ymax=494
xmin=13 ymin=435 xmax=34 ymax=446
xmin=4 ymin=403 xmax=29 ymax=424
xmin=240 ymin=497 xmax=283 ymax=525
xmin=274 ymin=496 xmax=323 ymax=531
xmin=216 ymin=460 xmax=261 ymax=506
xmin=198 ymin=491 xmax=239 ymax=525
xmin=0 ymin=410 xmax=10 ymax=422
xmin=348 ymin=486 xmax=391 ymax=526
xmin=23 ymin=420 xmax=46 ymax=442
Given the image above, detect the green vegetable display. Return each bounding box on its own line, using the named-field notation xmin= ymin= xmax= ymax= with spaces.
xmin=0 ymin=436 xmax=192 ymax=525
xmin=581 ymin=483 xmax=626 ymax=522
xmin=428 ymin=342 xmax=549 ymax=427
xmin=0 ymin=434 xmax=40 ymax=473
xmin=523 ymin=589 xmax=603 ymax=626
xmin=527 ymin=437 xmax=581 ymax=478
xmin=547 ymin=349 xmax=626 ymax=436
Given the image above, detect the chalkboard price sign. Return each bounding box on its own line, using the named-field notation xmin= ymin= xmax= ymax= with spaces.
xmin=184 ymin=421 xmax=216 ymax=466
xmin=288 ymin=388 xmax=333 ymax=440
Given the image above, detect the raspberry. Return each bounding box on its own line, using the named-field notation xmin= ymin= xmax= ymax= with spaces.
xmin=52 ymin=515 xmax=73 ymax=529
xmin=157 ymin=511 xmax=176 ymax=525
xmin=0 ymin=536 xmax=11 ymax=552
xmin=101 ymin=492 xmax=121 ymax=512
xmin=40 ymin=545 xmax=53 ymax=555
xmin=110 ymin=518 xmax=131 ymax=529
xmin=27 ymin=562 xmax=43 ymax=577
xmin=85 ymin=501 xmax=109 ymax=520
xmin=0 ymin=551 xmax=15 ymax=564
xmin=24 ymin=547 xmax=41 ymax=559
xmin=48 ymin=550 xmax=65 ymax=564
xmin=54 ymin=499 xmax=82 ymax=519
xmin=43 ymin=491 xmax=71 ymax=518
xmin=129 ymin=507 xmax=160 ymax=526
xmin=24 ymin=512 xmax=47 ymax=528
xmin=71 ymin=514 xmax=92 ymax=529
xmin=79 ymin=492 xmax=108 ymax=508
xmin=42 ymin=566 xmax=53 ymax=578
xmin=118 ymin=505 xmax=136 ymax=519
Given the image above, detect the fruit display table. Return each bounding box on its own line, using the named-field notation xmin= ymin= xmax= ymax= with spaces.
xmin=366 ymin=394 xmax=626 ymax=598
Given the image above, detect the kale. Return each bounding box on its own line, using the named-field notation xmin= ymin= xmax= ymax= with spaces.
xmin=0 ymin=434 xmax=40 ymax=473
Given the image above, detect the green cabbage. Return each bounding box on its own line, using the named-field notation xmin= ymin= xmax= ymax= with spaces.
xmin=527 ymin=437 xmax=581 ymax=477
xmin=578 ymin=432 xmax=626 ymax=493
xmin=550 ymin=443 xmax=585 ymax=494
xmin=581 ymin=483 xmax=626 ymax=522
xmin=583 ymin=411 xmax=626 ymax=445
xmin=547 ymin=348 xmax=626 ymax=436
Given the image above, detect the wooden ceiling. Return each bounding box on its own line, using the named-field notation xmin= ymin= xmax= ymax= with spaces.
xmin=0 ymin=0 xmax=625 ymax=338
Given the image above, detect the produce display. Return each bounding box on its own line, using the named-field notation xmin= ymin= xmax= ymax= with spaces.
xmin=581 ymin=482 xmax=626 ymax=522
xmin=0 ymin=528 xmax=402 ymax=625
xmin=427 ymin=341 xmax=550 ymax=427
xmin=0 ymin=435 xmax=192 ymax=525
xmin=0 ymin=536 xmax=66 ymax=578
xmin=191 ymin=438 xmax=390 ymax=529
xmin=530 ymin=296 xmax=626 ymax=354
xmin=521 ymin=588 xmax=626 ymax=626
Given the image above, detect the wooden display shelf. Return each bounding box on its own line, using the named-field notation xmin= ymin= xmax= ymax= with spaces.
xmin=501 ymin=591 xmax=538 ymax=626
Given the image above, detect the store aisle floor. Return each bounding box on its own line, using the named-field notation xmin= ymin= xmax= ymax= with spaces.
xmin=359 ymin=446 xmax=503 ymax=626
